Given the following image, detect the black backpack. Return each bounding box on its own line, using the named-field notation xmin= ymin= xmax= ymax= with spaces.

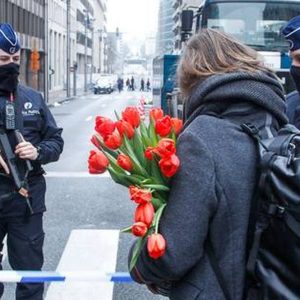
xmin=208 ymin=122 xmax=300 ymax=300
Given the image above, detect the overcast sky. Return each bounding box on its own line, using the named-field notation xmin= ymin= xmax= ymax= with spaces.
xmin=106 ymin=0 xmax=159 ymax=39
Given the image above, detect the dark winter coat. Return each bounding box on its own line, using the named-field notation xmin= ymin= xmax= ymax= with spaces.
xmin=129 ymin=71 xmax=288 ymax=300
xmin=0 ymin=84 xmax=64 ymax=217
xmin=286 ymin=90 xmax=300 ymax=129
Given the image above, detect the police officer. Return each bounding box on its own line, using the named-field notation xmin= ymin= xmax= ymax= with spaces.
xmin=0 ymin=23 xmax=63 ymax=299
xmin=282 ymin=16 xmax=300 ymax=129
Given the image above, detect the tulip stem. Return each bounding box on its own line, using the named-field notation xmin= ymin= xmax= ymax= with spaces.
xmin=154 ymin=204 xmax=166 ymax=234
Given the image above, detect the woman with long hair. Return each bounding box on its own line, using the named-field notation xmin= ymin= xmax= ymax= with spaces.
xmin=129 ymin=29 xmax=288 ymax=300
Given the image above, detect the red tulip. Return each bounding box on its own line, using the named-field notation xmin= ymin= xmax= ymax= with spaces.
xmin=117 ymin=154 xmax=133 ymax=171
xmin=88 ymin=150 xmax=109 ymax=174
xmin=155 ymin=138 xmax=176 ymax=158
xmin=90 ymin=135 xmax=101 ymax=149
xmin=134 ymin=203 xmax=154 ymax=227
xmin=129 ymin=186 xmax=152 ymax=204
xmin=150 ymin=108 xmax=164 ymax=122
xmin=116 ymin=120 xmax=135 ymax=139
xmin=122 ymin=107 xmax=140 ymax=128
xmin=144 ymin=147 xmax=155 ymax=160
xmin=147 ymin=234 xmax=166 ymax=259
xmin=104 ymin=130 xmax=123 ymax=149
xmin=171 ymin=118 xmax=183 ymax=135
xmin=155 ymin=115 xmax=172 ymax=137
xmin=159 ymin=154 xmax=180 ymax=177
xmin=95 ymin=116 xmax=115 ymax=138
xmin=132 ymin=222 xmax=148 ymax=237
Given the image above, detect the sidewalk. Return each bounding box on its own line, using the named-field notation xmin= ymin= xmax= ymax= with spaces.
xmin=47 ymin=88 xmax=92 ymax=106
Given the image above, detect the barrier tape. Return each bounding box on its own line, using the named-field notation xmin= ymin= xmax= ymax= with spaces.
xmin=0 ymin=271 xmax=133 ymax=283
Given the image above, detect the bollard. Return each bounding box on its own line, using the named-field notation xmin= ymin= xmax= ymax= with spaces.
xmin=0 ymin=271 xmax=133 ymax=283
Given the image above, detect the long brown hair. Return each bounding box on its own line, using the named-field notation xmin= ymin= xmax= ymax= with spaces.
xmin=177 ymin=28 xmax=274 ymax=97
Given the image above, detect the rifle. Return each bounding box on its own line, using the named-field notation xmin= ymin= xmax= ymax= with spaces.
xmin=0 ymin=128 xmax=33 ymax=214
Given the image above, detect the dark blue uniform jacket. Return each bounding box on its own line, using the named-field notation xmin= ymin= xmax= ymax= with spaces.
xmin=286 ymin=90 xmax=300 ymax=129
xmin=0 ymin=85 xmax=64 ymax=217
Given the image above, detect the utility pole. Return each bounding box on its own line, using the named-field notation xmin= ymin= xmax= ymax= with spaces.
xmin=84 ymin=9 xmax=88 ymax=92
xmin=66 ymin=0 xmax=71 ymax=97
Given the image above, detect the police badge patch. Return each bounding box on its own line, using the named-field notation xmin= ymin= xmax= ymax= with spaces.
xmin=24 ymin=102 xmax=33 ymax=110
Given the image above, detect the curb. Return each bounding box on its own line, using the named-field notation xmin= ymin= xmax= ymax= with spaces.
xmin=47 ymin=92 xmax=92 ymax=108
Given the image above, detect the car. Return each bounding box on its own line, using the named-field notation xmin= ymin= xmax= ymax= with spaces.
xmin=94 ymin=78 xmax=113 ymax=94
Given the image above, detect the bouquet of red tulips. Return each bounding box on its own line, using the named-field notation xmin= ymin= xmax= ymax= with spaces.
xmin=88 ymin=106 xmax=182 ymax=270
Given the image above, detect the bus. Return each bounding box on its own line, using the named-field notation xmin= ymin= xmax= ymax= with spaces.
xmin=185 ymin=0 xmax=300 ymax=93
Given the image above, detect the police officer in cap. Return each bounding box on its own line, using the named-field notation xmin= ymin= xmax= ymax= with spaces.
xmin=282 ymin=15 xmax=300 ymax=129
xmin=0 ymin=23 xmax=63 ymax=299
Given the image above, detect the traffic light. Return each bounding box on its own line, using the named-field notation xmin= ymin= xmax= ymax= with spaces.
xmin=30 ymin=49 xmax=40 ymax=72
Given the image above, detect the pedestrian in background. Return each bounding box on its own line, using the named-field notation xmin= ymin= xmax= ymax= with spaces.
xmin=282 ymin=15 xmax=300 ymax=129
xmin=126 ymin=78 xmax=130 ymax=91
xmin=117 ymin=77 xmax=123 ymax=93
xmin=0 ymin=23 xmax=64 ymax=299
xmin=146 ymin=78 xmax=151 ymax=91
xmin=140 ymin=78 xmax=145 ymax=91
xmin=131 ymin=76 xmax=135 ymax=91
xmin=129 ymin=29 xmax=288 ymax=299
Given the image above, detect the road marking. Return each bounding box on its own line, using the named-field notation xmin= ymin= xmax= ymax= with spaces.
xmin=45 ymin=229 xmax=120 ymax=300
xmin=45 ymin=172 xmax=110 ymax=178
xmin=2 ymin=236 xmax=7 ymax=262
xmin=85 ymin=116 xmax=93 ymax=122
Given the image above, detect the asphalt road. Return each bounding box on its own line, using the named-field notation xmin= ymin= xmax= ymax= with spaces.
xmin=2 ymin=90 xmax=166 ymax=300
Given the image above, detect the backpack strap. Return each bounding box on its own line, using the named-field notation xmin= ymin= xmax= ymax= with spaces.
xmin=206 ymin=240 xmax=232 ymax=300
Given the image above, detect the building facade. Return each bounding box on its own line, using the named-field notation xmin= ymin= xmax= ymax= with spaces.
xmin=91 ymin=0 xmax=107 ymax=74
xmin=156 ymin=0 xmax=174 ymax=56
xmin=0 ymin=0 xmax=107 ymax=102
xmin=75 ymin=0 xmax=107 ymax=86
xmin=48 ymin=0 xmax=77 ymax=98
xmin=0 ymin=0 xmax=46 ymax=93
xmin=106 ymin=30 xmax=123 ymax=75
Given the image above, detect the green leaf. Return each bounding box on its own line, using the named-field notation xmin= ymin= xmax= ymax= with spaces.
xmin=148 ymin=118 xmax=158 ymax=146
xmin=123 ymin=135 xmax=149 ymax=177
xmin=133 ymin=130 xmax=146 ymax=165
xmin=107 ymin=167 xmax=131 ymax=187
xmin=150 ymin=158 xmax=167 ymax=185
xmin=154 ymin=203 xmax=167 ymax=233
xmin=129 ymin=228 xmax=155 ymax=271
xmin=151 ymin=197 xmax=165 ymax=210
xmin=121 ymin=225 xmax=132 ymax=233
xmin=171 ymin=129 xmax=177 ymax=142
xmin=129 ymin=237 xmax=145 ymax=271
xmin=142 ymin=184 xmax=170 ymax=192
xmin=140 ymin=121 xmax=151 ymax=146
xmin=114 ymin=110 xmax=121 ymax=120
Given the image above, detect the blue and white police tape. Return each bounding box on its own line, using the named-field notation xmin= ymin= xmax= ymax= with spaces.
xmin=0 ymin=271 xmax=133 ymax=283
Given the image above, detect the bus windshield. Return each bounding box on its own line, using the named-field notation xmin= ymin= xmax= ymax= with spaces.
xmin=202 ymin=2 xmax=300 ymax=52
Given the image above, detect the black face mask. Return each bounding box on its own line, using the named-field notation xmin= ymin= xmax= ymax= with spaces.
xmin=290 ymin=65 xmax=300 ymax=93
xmin=0 ymin=63 xmax=19 ymax=94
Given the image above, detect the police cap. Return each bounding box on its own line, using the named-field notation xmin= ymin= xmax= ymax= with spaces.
xmin=0 ymin=23 xmax=20 ymax=54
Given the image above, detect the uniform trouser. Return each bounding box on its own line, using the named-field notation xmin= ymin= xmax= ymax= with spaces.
xmin=0 ymin=213 xmax=44 ymax=300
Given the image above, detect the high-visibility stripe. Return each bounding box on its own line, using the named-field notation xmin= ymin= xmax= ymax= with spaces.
xmin=0 ymin=271 xmax=132 ymax=283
